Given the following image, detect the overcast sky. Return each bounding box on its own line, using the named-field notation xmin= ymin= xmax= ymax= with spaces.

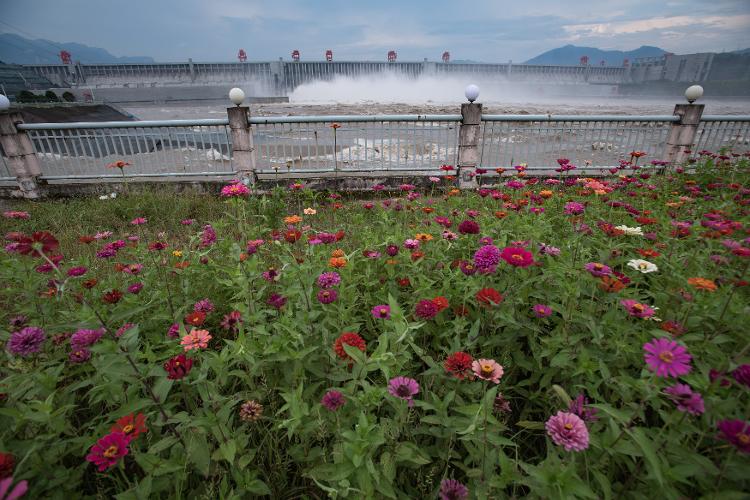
xmin=2 ymin=0 xmax=749 ymax=62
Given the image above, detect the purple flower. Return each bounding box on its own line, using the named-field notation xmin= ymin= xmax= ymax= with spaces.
xmin=8 ymin=315 xmax=28 ymax=331
xmin=538 ymin=243 xmax=561 ymax=256
xmin=439 ymin=479 xmax=469 ymax=500
xmin=388 ymin=376 xmax=420 ymax=406
xmin=69 ymin=348 xmax=92 ymax=363
xmin=7 ymin=327 xmax=46 ymax=356
xmin=385 ymin=244 xmax=399 ymax=256
xmin=643 ymin=338 xmax=692 ymax=377
xmin=545 ymin=411 xmax=589 ymax=452
xmin=127 ymin=282 xmax=143 ymax=294
xmin=200 ymin=224 xmax=217 ymax=248
xmin=371 ymin=304 xmax=391 ymax=319
xmin=193 ymin=298 xmax=214 ymax=313
xmin=317 ymin=272 xmax=341 ymax=289
xmin=459 ymin=260 xmax=477 ymax=276
xmin=167 ymin=323 xmax=180 ymax=338
xmin=717 ymin=419 xmax=750 ymax=453
xmin=457 ymin=220 xmax=480 ymax=234
xmin=181 ymin=219 xmax=195 ymax=226
xmin=262 ymin=268 xmax=280 ymax=282
xmin=732 ymin=364 xmax=750 ymax=387
xmin=473 ymin=245 xmax=501 ymax=272
xmin=568 ymin=393 xmax=599 ymax=422
xmin=564 ymin=202 xmax=585 ymax=215
xmin=321 ymin=390 xmax=346 ymax=411
xmin=533 ymin=304 xmax=553 ymax=318
xmin=267 ymin=293 xmax=287 ymax=310
xmin=70 ymin=328 xmax=105 ymax=350
xmin=584 ymin=262 xmax=611 ymax=277
xmin=403 ymin=239 xmax=420 ymax=250
xmin=0 ymin=477 xmax=28 ymax=500
xmin=67 ymin=266 xmax=88 ymax=277
xmin=415 ymin=300 xmax=439 ymax=320
xmin=317 ymin=289 xmax=338 ymax=304
xmin=664 ymin=383 xmax=705 ymax=415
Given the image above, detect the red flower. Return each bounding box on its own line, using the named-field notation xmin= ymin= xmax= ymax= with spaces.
xmin=102 ymin=289 xmax=123 ymax=304
xmin=476 ymin=288 xmax=503 ymax=306
xmin=164 ymin=354 xmax=193 ymax=380
xmin=333 ymin=332 xmax=366 ymax=361
xmin=111 ymin=413 xmax=147 ymax=439
xmin=284 ymin=229 xmax=302 ymax=243
xmin=335 ymin=230 xmax=346 ymax=241
xmin=0 ymin=452 xmax=14 ymax=479
xmin=500 ymin=247 xmax=534 ymax=268
xmin=184 ymin=311 xmax=206 ymax=327
xmin=148 ymin=241 xmax=167 ymax=251
xmin=14 ymin=231 xmax=59 ymax=257
xmin=432 ymin=296 xmax=449 ymax=312
xmin=82 ymin=278 xmax=98 ymax=289
xmin=444 ymin=352 xmax=474 ymax=379
xmin=397 ymin=277 xmax=411 ymax=288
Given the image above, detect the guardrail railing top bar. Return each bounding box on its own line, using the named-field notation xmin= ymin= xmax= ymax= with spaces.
xmin=700 ymin=115 xmax=750 ymax=121
xmin=480 ymin=114 xmax=681 ymax=122
xmin=16 ymin=118 xmax=231 ymax=130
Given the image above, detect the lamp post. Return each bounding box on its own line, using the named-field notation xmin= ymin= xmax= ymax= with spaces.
xmin=662 ymin=85 xmax=705 ymax=166
xmin=229 ymin=87 xmax=246 ymax=106
xmin=684 ymin=85 xmax=703 ymax=104
xmin=0 ymin=94 xmax=9 ymax=111
xmin=464 ymin=84 xmax=480 ymax=103
xmin=458 ymin=84 xmax=482 ymax=188
xmin=226 ymin=87 xmax=256 ymax=184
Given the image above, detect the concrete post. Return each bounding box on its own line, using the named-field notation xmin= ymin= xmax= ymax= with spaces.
xmin=188 ymin=58 xmax=195 ymax=83
xmin=663 ymin=104 xmax=704 ymax=166
xmin=0 ymin=112 xmax=42 ymax=199
xmin=227 ymin=106 xmax=257 ymax=185
xmin=457 ymin=102 xmax=482 ymax=189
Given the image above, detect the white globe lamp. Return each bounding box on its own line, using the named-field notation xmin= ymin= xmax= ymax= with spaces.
xmin=465 ymin=84 xmax=480 ymax=103
xmin=0 ymin=94 xmax=10 ymax=111
xmin=229 ymin=87 xmax=245 ymax=106
xmin=684 ymin=85 xmax=703 ymax=104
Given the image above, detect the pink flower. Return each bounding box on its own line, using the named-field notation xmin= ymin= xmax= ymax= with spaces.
xmin=620 ymin=299 xmax=655 ymax=319
xmin=85 ymin=432 xmax=131 ymax=471
xmin=321 ymin=390 xmax=346 ymax=411
xmin=130 ymin=217 xmax=148 ymax=225
xmin=533 ymin=304 xmax=552 ymax=318
xmin=388 ymin=376 xmax=420 ymax=406
xmin=3 ymin=210 xmax=30 ymax=220
xmin=220 ymin=182 xmax=250 ymax=197
xmin=545 ymin=411 xmax=589 ymax=452
xmin=181 ymin=329 xmax=212 ymax=351
xmin=584 ymin=262 xmax=611 ymax=277
xmin=500 ymin=247 xmax=534 ymax=268
xmin=643 ymin=337 xmax=692 ymax=377
xmin=471 ymin=358 xmax=504 ymax=383
xmin=664 ymin=383 xmax=704 ymax=415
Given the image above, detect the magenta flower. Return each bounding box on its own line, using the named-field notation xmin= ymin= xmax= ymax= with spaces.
xmin=267 ymin=293 xmax=287 ymax=309
xmin=69 ymin=348 xmax=92 ymax=363
xmin=220 ymin=182 xmax=250 ymax=197
xmin=439 ymin=479 xmax=469 ymax=500
xmin=371 ymin=304 xmax=391 ymax=319
xmin=621 ymin=299 xmax=655 ymax=319
xmin=7 ymin=327 xmax=46 ymax=357
xmin=564 ymin=202 xmax=585 ymax=215
xmin=127 ymin=282 xmax=143 ymax=294
xmin=317 ymin=289 xmax=338 ymax=304
xmin=584 ymin=262 xmax=611 ymax=277
xmin=500 ymin=247 xmax=534 ymax=268
xmin=193 ymin=298 xmax=215 ymax=313
xmin=458 ymin=220 xmax=480 ymax=234
xmin=317 ymin=272 xmax=341 ymax=289
xmin=643 ymin=337 xmax=692 ymax=377
xmin=664 ymin=383 xmax=705 ymax=415
xmin=0 ymin=477 xmax=29 ymax=500
xmin=533 ymin=304 xmax=553 ymax=318
xmin=403 ymin=239 xmax=420 ymax=250
xmin=717 ymin=419 xmax=750 ymax=453
xmin=545 ymin=411 xmax=590 ymax=452
xmin=732 ymin=364 xmax=750 ymax=388
xmin=568 ymin=394 xmax=599 ymax=422
xmin=70 ymin=328 xmax=105 ymax=350
xmin=415 ymin=300 xmax=439 ymax=319
xmin=67 ymin=266 xmax=88 ymax=277
xmin=85 ymin=432 xmax=131 ymax=471
xmin=200 ymin=224 xmax=217 ymax=248
xmin=388 ymin=376 xmax=420 ymax=406
xmin=130 ymin=217 xmax=148 ymax=225
xmin=167 ymin=323 xmax=180 ymax=338
xmin=321 ymin=390 xmax=346 ymax=411
xmin=473 ymin=245 xmax=501 ymax=272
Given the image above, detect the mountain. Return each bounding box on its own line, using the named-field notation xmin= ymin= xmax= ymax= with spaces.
xmin=731 ymin=48 xmax=750 ymax=55
xmin=0 ymin=33 xmax=154 ymax=64
xmin=525 ymin=45 xmax=666 ymax=66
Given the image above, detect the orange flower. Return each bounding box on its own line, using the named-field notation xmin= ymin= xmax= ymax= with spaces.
xmin=411 ymin=251 xmax=424 ymax=261
xmin=432 ymin=296 xmax=449 ymax=311
xmin=539 ymin=190 xmax=554 ymax=199
xmin=599 ymin=276 xmax=626 ymax=293
xmin=106 ymin=160 xmax=130 ymax=169
xmin=386 ymin=259 xmax=398 ymax=265
xmin=495 ymin=168 xmax=505 ymax=175
xmin=415 ymin=233 xmax=433 ymax=242
xmin=637 ymin=248 xmax=661 ymax=258
xmin=330 ymin=122 xmax=341 ymax=129
xmin=422 ymin=207 xmax=435 ymax=214
xmin=174 ymin=261 xmax=190 ymax=269
xmin=687 ymin=277 xmax=717 ymax=292
xmin=283 ymin=215 xmax=302 ymax=225
xmin=448 ymin=189 xmax=460 ymax=196
xmin=329 ymin=257 xmax=347 ymax=268
xmin=331 ymin=249 xmax=344 ymax=258
xmin=494 ymin=211 xmax=507 ymax=218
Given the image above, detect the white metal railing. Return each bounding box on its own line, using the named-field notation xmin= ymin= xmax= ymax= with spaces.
xmin=8 ymin=113 xmax=750 ymax=182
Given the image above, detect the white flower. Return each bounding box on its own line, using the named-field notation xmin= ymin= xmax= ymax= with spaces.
xmin=110 ymin=193 xmax=117 ymax=198
xmin=627 ymin=259 xmax=658 ymax=273
xmin=615 ymin=225 xmax=643 ymax=236
xmin=303 ymin=208 xmax=317 ymax=215
xmin=98 ymin=195 xmax=109 ymax=200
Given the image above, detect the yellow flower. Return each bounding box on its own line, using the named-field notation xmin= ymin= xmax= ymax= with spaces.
xmin=303 ymin=208 xmax=317 ymax=215
xmin=172 ymin=250 xmax=183 ymax=257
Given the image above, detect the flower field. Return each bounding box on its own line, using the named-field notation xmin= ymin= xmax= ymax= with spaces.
xmin=1 ymin=155 xmax=750 ymax=499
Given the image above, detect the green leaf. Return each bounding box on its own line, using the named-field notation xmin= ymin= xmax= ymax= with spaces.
xmin=186 ymin=432 xmax=210 ymax=476
xmin=516 ymin=420 xmax=546 ymax=430
xmin=627 ymin=427 xmax=664 ymax=485
xmin=394 ymin=442 xmax=431 ymax=466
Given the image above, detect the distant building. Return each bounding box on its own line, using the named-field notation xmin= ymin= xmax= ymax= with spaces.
xmin=630 ymin=52 xmax=749 ymax=83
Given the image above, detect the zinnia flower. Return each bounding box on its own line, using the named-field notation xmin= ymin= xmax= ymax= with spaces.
xmin=85 ymin=432 xmax=131 ymax=471
xmin=627 ymin=259 xmax=658 ymax=273
xmin=164 ymin=354 xmax=193 ymax=379
xmin=687 ymin=277 xmax=717 ymax=292
xmin=615 ymin=225 xmax=644 ymax=236
xmin=70 ymin=328 xmax=105 ymax=350
xmin=545 ymin=411 xmax=589 ymax=452
xmin=584 ymin=262 xmax=611 ymax=277
xmin=457 ymin=220 xmax=480 ymax=234
xmin=473 ymin=245 xmax=500 ymax=272
xmin=239 ymin=400 xmax=263 ymax=422
xmin=7 ymin=327 xmax=45 ymax=357
xmin=533 ymin=304 xmax=553 ymax=318
xmin=439 ymin=479 xmax=469 ymax=500
xmin=371 ymin=305 xmax=391 ymax=319
xmin=663 ymin=384 xmax=705 ymax=415
xmin=0 ymin=453 xmax=14 ymax=480
xmin=333 ymin=332 xmax=366 ymax=361
xmin=643 ymin=337 xmax=692 ymax=377
xmin=220 ymin=182 xmax=250 ymax=197
xmin=111 ymin=413 xmax=148 ymax=439
xmin=180 ymin=329 xmax=212 ymax=351
xmin=717 ymin=419 xmax=750 ymax=453
xmin=267 ymin=293 xmax=287 ymax=309
xmin=732 ymin=364 xmax=750 ymax=387
xmin=0 ymin=477 xmax=27 ymax=500
xmin=568 ymin=394 xmax=599 ymax=422
xmin=184 ymin=311 xmax=206 ymax=327
xmin=500 ymin=247 xmax=534 ymax=267
xmin=444 ymin=352 xmax=473 ymax=379
xmin=620 ymin=299 xmax=655 ymax=319
xmin=476 ymin=288 xmax=503 ymax=306
xmin=321 ymin=390 xmax=346 ymax=411
xmin=388 ymin=376 xmax=420 ymax=406
xmin=472 ymin=358 xmax=504 ymax=383
xmin=415 ymin=299 xmax=439 ymax=319
xmin=317 ymin=289 xmax=338 ymax=304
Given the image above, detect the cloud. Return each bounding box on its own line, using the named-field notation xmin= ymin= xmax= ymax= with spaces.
xmin=563 ymin=14 xmax=750 ymax=37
